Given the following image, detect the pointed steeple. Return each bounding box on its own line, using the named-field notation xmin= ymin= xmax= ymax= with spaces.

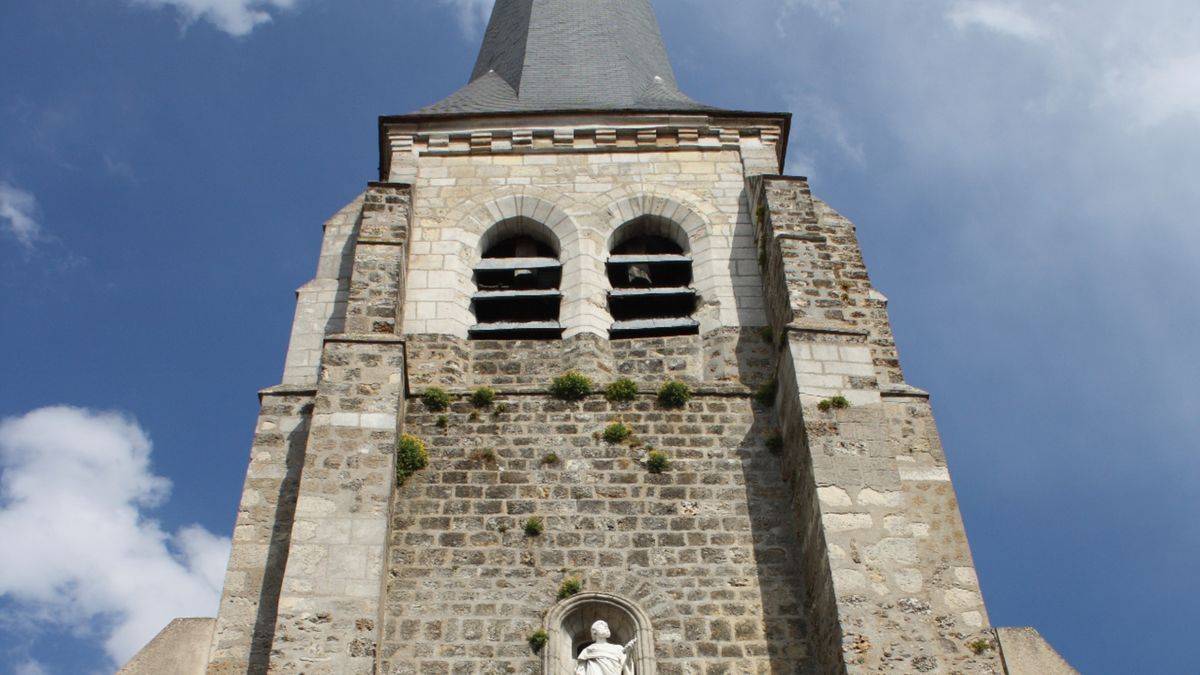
xmin=419 ymin=0 xmax=712 ymax=114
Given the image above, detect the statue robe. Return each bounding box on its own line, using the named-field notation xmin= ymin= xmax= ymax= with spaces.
xmin=574 ymin=642 xmax=634 ymax=675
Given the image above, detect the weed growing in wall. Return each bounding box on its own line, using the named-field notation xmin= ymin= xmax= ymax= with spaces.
xmin=541 ymin=452 xmax=560 ymax=466
xmin=557 ymin=577 xmax=583 ymax=600
xmin=471 ymin=386 xmax=496 ymax=408
xmin=645 ymin=450 xmax=671 ymax=474
xmin=550 ymin=371 xmax=593 ymax=401
xmin=817 ymin=396 xmax=851 ymax=412
xmin=657 ymin=380 xmax=692 ymax=408
xmin=967 ymin=638 xmax=993 ymax=655
xmin=528 ymin=629 xmax=549 ymax=654
xmin=524 ymin=517 xmax=545 ymax=537
xmin=602 ymin=422 xmax=633 ymax=444
xmin=435 ymin=415 xmax=449 ymax=430
xmin=421 ymin=387 xmax=451 ymax=412
xmin=395 ymin=434 xmax=429 ymax=486
xmin=604 ymin=378 xmax=638 ymax=403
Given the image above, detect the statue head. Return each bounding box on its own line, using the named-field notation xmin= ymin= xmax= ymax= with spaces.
xmin=590 ymin=620 xmax=612 ymax=642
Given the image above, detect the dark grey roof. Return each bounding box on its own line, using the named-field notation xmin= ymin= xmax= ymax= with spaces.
xmin=418 ymin=0 xmax=715 ymax=115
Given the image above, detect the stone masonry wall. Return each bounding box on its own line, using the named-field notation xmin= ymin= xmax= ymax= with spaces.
xmin=207 ymin=390 xmax=313 ymax=674
xmin=405 ymin=329 xmax=773 ymax=391
xmin=753 ymin=176 xmax=1002 ymax=673
xmin=265 ymin=182 xmax=413 ymax=673
xmin=381 ymin=385 xmax=815 ymax=674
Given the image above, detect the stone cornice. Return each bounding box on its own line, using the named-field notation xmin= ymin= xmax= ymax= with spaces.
xmin=379 ymin=110 xmax=790 ymax=180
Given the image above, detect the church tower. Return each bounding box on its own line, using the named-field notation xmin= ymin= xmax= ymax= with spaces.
xmin=120 ymin=1 xmax=1077 ymax=674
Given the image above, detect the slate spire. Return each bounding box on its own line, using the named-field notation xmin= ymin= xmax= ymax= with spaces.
xmin=420 ymin=0 xmax=711 ymax=114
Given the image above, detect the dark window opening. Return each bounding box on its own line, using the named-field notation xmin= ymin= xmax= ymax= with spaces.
xmin=471 ymin=232 xmax=563 ymax=340
xmin=607 ymin=225 xmax=699 ymax=339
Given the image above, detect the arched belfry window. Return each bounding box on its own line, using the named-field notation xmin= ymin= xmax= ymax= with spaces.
xmin=606 ymin=216 xmax=699 ymax=338
xmin=470 ymin=217 xmax=564 ymax=340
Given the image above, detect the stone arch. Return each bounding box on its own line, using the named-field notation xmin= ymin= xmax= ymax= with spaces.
xmin=403 ymin=189 xmax=587 ymax=338
xmin=600 ymin=189 xmax=726 ymax=333
xmin=544 ymin=592 xmax=656 ymax=675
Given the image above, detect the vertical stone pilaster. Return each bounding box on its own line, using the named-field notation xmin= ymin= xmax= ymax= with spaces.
xmin=268 ymin=337 xmax=404 ymax=674
xmin=345 ymin=182 xmax=412 ymax=336
xmin=753 ymin=176 xmax=1002 ymax=673
xmin=207 ymin=390 xmax=314 ymax=674
xmin=265 ymin=180 xmax=412 ymax=673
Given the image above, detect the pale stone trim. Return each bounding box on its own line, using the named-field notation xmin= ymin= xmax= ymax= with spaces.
xmin=543 ymin=592 xmax=656 ymax=675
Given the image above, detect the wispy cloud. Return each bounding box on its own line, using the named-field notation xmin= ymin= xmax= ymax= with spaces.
xmin=784 ymin=92 xmax=865 ymax=176
xmin=0 ymin=181 xmax=41 ymax=249
xmin=1105 ymin=52 xmax=1200 ymax=126
xmin=437 ymin=0 xmax=494 ymax=38
xmin=0 ymin=407 xmax=230 ymax=667
xmin=946 ymin=1 xmax=1049 ymax=41
xmin=126 ymin=0 xmax=299 ymax=36
xmin=13 ymin=660 xmax=47 ymax=675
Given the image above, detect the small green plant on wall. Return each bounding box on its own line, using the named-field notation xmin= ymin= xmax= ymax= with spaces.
xmin=528 ymin=629 xmax=549 ymax=654
xmin=421 ymin=387 xmax=451 ymax=412
xmin=435 ymin=415 xmax=449 ymax=430
xmin=602 ymin=422 xmax=633 ymax=444
xmin=755 ymin=379 xmax=777 ymax=407
xmin=657 ymin=380 xmax=692 ymax=408
xmin=604 ymin=378 xmax=638 ymax=403
xmin=817 ymin=395 xmax=851 ymax=412
xmin=471 ymin=386 xmax=496 ymax=408
xmin=557 ymin=577 xmax=583 ymax=600
xmin=967 ymin=638 xmax=993 ymax=655
xmin=395 ymin=434 xmax=429 ymax=486
xmin=645 ymin=450 xmax=671 ymax=474
xmin=550 ymin=371 xmax=593 ymax=401
xmin=541 ymin=452 xmax=560 ymax=466
xmin=524 ymin=517 xmax=545 ymax=537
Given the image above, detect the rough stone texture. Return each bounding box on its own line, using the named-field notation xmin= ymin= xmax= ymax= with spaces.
xmin=207 ymin=392 xmax=313 ymax=673
xmin=137 ymin=97 xmax=1074 ymax=673
xmin=264 ymin=184 xmax=412 ymax=673
xmin=268 ymin=338 xmax=405 ymax=673
xmin=380 ymin=385 xmax=814 ymax=674
xmin=121 ymin=618 xmax=216 ymax=675
xmin=752 ymin=176 xmax=1004 ymax=673
xmin=997 ymin=627 xmax=1078 ymax=675
xmin=346 ymin=183 xmax=412 ymax=335
xmin=406 ymin=328 xmax=773 ymax=390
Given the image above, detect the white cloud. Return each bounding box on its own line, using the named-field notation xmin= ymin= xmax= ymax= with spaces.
xmin=0 ymin=181 xmax=41 ymax=249
xmin=0 ymin=407 xmax=231 ymax=667
xmin=127 ymin=0 xmax=299 ymax=36
xmin=784 ymin=92 xmax=865 ymax=176
xmin=437 ymin=0 xmax=494 ymax=38
xmin=13 ymin=660 xmax=48 ymax=675
xmin=947 ymin=1 xmax=1049 ymax=41
xmin=1105 ymin=53 xmax=1200 ymax=126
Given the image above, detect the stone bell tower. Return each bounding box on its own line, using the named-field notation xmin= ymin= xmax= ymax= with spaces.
xmin=120 ymin=1 xmax=1078 ymax=674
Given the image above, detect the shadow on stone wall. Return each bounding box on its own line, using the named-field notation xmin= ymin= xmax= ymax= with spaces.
xmin=247 ymin=410 xmax=311 ymax=674
xmin=738 ymin=402 xmax=818 ymax=674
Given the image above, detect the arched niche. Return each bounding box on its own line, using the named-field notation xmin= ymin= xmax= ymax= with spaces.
xmin=544 ymin=592 xmax=656 ymax=675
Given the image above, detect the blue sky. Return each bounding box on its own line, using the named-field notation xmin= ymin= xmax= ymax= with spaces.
xmin=1 ymin=1 xmax=1197 ymax=673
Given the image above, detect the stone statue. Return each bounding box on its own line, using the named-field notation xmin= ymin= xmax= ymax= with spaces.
xmin=575 ymin=620 xmax=637 ymax=675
